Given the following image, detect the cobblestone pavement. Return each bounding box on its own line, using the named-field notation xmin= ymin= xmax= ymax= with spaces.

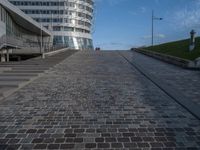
xmin=129 ymin=51 xmax=200 ymax=106
xmin=0 ymin=51 xmax=200 ymax=150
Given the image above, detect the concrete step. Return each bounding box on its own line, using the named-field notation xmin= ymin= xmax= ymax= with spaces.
xmin=0 ymin=73 xmax=38 ymax=77
xmin=11 ymin=67 xmax=48 ymax=71
xmin=3 ymin=70 xmax=44 ymax=73
xmin=0 ymin=64 xmax=51 ymax=67
xmin=0 ymin=67 xmax=11 ymax=72
xmin=0 ymin=75 xmax=32 ymax=79
xmin=0 ymin=77 xmax=30 ymax=81
xmin=0 ymin=83 xmax=19 ymax=88
xmin=0 ymin=87 xmax=16 ymax=97
xmin=0 ymin=80 xmax=23 ymax=84
xmin=0 ymin=50 xmax=77 ymax=100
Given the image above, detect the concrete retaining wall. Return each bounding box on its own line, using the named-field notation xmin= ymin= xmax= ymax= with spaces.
xmin=134 ymin=48 xmax=200 ymax=70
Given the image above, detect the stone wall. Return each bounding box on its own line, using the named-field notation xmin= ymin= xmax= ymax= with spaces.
xmin=134 ymin=48 xmax=200 ymax=69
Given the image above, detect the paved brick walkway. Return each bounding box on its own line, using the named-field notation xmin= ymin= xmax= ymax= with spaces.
xmin=0 ymin=51 xmax=200 ymax=150
xmin=129 ymin=51 xmax=200 ymax=106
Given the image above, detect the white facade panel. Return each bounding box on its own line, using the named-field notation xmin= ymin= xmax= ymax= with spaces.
xmin=0 ymin=21 xmax=6 ymax=38
xmin=9 ymin=0 xmax=94 ymax=50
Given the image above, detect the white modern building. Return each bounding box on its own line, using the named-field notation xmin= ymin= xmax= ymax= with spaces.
xmin=9 ymin=0 xmax=94 ymax=50
xmin=0 ymin=0 xmax=52 ymax=62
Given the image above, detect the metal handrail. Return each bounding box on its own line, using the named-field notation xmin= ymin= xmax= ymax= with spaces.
xmin=44 ymin=45 xmax=69 ymax=53
xmin=0 ymin=35 xmax=25 ymax=49
xmin=0 ymin=35 xmax=43 ymax=50
xmin=0 ymin=35 xmax=68 ymax=54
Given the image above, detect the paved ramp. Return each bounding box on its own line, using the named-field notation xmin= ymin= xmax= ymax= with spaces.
xmin=0 ymin=50 xmax=199 ymax=150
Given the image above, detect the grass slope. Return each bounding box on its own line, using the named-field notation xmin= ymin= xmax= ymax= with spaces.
xmin=146 ymin=37 xmax=200 ymax=61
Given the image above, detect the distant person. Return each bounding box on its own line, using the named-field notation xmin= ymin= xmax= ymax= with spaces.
xmin=95 ymin=47 xmax=101 ymax=51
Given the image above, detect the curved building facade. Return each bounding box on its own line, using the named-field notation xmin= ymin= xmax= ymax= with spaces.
xmin=9 ymin=0 xmax=94 ymax=50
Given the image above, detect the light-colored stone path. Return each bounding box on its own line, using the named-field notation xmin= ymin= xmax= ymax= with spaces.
xmin=130 ymin=51 xmax=200 ymax=106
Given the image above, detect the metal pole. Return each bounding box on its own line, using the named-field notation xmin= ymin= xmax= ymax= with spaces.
xmin=152 ymin=10 xmax=154 ymax=47
xmin=40 ymin=12 xmax=44 ymax=58
xmin=58 ymin=0 xmax=60 ymax=20
xmin=51 ymin=13 xmax=53 ymax=31
xmin=51 ymin=13 xmax=53 ymax=52
xmin=6 ymin=49 xmax=9 ymax=62
xmin=63 ymin=0 xmax=65 ymax=47
xmin=40 ymin=14 xmax=42 ymax=54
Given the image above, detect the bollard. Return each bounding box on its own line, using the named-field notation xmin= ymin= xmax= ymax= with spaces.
xmin=6 ymin=49 xmax=9 ymax=62
xmin=1 ymin=50 xmax=6 ymax=62
xmin=189 ymin=29 xmax=196 ymax=51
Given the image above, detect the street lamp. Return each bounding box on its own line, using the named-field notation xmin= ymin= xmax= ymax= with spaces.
xmin=40 ymin=12 xmax=44 ymax=58
xmin=152 ymin=10 xmax=163 ymax=47
xmin=40 ymin=12 xmax=45 ymax=59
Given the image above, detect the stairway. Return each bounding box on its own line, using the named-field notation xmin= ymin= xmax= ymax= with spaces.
xmin=0 ymin=49 xmax=77 ymax=100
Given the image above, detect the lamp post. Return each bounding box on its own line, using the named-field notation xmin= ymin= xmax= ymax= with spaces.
xmin=40 ymin=14 xmax=43 ymax=57
xmin=40 ymin=10 xmax=45 ymax=59
xmin=152 ymin=10 xmax=163 ymax=47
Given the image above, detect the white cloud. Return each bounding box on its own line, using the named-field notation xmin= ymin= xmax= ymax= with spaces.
xmin=95 ymin=41 xmax=134 ymax=50
xmin=128 ymin=11 xmax=137 ymax=16
xmin=139 ymin=7 xmax=147 ymax=13
xmin=143 ymin=34 xmax=166 ymax=39
xmin=170 ymin=0 xmax=200 ymax=30
xmin=173 ymin=9 xmax=200 ymax=29
xmin=129 ymin=6 xmax=147 ymax=16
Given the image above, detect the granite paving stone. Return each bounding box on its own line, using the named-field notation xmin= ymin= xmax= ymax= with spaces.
xmin=130 ymin=51 xmax=200 ymax=106
xmin=0 ymin=51 xmax=199 ymax=149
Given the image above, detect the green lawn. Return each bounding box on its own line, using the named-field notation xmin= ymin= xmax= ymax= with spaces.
xmin=145 ymin=37 xmax=200 ymax=61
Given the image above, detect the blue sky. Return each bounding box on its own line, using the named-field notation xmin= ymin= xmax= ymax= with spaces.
xmin=93 ymin=0 xmax=200 ymax=50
